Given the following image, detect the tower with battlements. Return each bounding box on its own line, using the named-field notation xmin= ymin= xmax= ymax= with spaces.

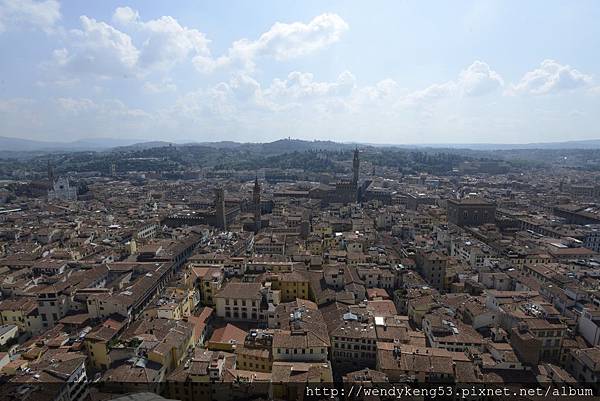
xmin=215 ymin=187 xmax=227 ymax=230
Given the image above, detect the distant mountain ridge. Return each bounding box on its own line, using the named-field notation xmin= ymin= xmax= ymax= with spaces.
xmin=0 ymin=136 xmax=141 ymax=152
xmin=411 ymin=139 xmax=600 ymax=150
xmin=1 ymin=135 xmax=600 ymax=153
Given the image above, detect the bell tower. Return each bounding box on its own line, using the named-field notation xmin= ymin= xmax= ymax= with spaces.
xmin=253 ymin=177 xmax=261 ymax=232
xmin=352 ymin=148 xmax=359 ymax=186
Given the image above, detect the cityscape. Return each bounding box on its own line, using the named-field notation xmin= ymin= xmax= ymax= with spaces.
xmin=2 ymin=1 xmax=600 ymax=401
xmin=0 ymin=138 xmax=599 ymax=400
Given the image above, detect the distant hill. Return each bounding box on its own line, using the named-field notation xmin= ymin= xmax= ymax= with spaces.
xmin=259 ymin=139 xmax=353 ymax=152
xmin=110 ymin=141 xmax=176 ymax=151
xmin=0 ymin=136 xmax=141 ymax=152
xmin=109 ymin=138 xmax=355 ymax=155
xmin=2 ymin=135 xmax=600 ymax=154
xmin=0 ymin=136 xmax=60 ymax=152
xmin=406 ymin=139 xmax=600 ymax=150
xmin=192 ymin=141 xmax=245 ymax=149
xmin=69 ymin=138 xmax=142 ymax=149
xmin=119 ymin=137 xmax=600 ymax=152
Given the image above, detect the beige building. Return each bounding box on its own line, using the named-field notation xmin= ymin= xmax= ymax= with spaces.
xmin=214 ymin=282 xmax=266 ymax=322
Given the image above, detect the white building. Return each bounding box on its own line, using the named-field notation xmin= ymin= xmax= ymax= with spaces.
xmin=48 ymin=177 xmax=78 ymax=201
xmin=584 ymin=226 xmax=600 ymax=253
xmin=450 ymin=236 xmax=493 ymax=269
xmin=0 ymin=324 xmax=18 ymax=345
xmin=578 ymin=307 xmax=600 ymax=346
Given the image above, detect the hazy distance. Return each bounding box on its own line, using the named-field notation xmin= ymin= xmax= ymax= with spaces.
xmin=1 ymin=0 xmax=600 ymax=144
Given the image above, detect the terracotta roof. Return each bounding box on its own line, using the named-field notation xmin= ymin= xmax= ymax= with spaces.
xmin=209 ymin=323 xmax=247 ymax=346
xmin=215 ymin=282 xmax=262 ymax=300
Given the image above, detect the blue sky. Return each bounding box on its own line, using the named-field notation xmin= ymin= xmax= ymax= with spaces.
xmin=1 ymin=0 xmax=600 ymax=144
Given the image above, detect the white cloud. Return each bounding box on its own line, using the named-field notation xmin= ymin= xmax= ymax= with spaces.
xmin=169 ymin=60 xmax=504 ymax=131
xmin=457 ymin=60 xmax=504 ymax=96
xmin=112 ymin=6 xmax=139 ymax=26
xmin=101 ymin=99 xmax=152 ymax=119
xmin=166 ymin=74 xmax=269 ymax=121
xmin=250 ymin=13 xmax=348 ymax=60
xmin=55 ymin=97 xmax=150 ymax=120
xmin=0 ymin=96 xmax=154 ymax=139
xmin=113 ymin=7 xmax=211 ymax=71
xmin=0 ymin=0 xmax=60 ymax=33
xmin=405 ymin=60 xmax=503 ymax=105
xmin=171 ymin=70 xmax=357 ymax=120
xmin=368 ymin=79 xmax=399 ymax=98
xmin=173 ymin=85 xmax=238 ymax=122
xmin=228 ymin=74 xmax=266 ymax=104
xmin=194 ymin=13 xmax=349 ymax=72
xmin=52 ymin=16 xmax=139 ymax=78
xmin=46 ymin=9 xmax=347 ymax=89
xmin=351 ymin=79 xmax=400 ymax=110
xmin=509 ymin=59 xmax=593 ymax=95
xmin=49 ymin=8 xmax=211 ymax=79
xmin=402 ymin=61 xmax=503 ymax=105
xmin=265 ymin=70 xmax=356 ymax=102
xmin=405 ymin=81 xmax=457 ymax=104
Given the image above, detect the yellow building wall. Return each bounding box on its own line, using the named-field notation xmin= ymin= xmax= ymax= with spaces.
xmin=280 ymin=281 xmax=309 ymax=302
xmin=148 ymin=350 xmax=170 ymax=370
xmin=236 ymin=353 xmax=271 ymax=373
xmin=0 ymin=310 xmax=25 ymax=332
xmin=206 ymin=341 xmax=236 ymax=352
xmin=86 ymin=340 xmax=110 ymax=369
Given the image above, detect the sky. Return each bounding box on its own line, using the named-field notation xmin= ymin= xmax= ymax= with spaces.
xmin=1 ymin=0 xmax=600 ymax=144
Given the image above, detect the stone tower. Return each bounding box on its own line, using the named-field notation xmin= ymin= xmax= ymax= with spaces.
xmin=215 ymin=187 xmax=227 ymax=230
xmin=352 ymin=148 xmax=359 ymax=186
xmin=300 ymin=218 xmax=310 ymax=239
xmin=253 ymin=177 xmax=261 ymax=232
